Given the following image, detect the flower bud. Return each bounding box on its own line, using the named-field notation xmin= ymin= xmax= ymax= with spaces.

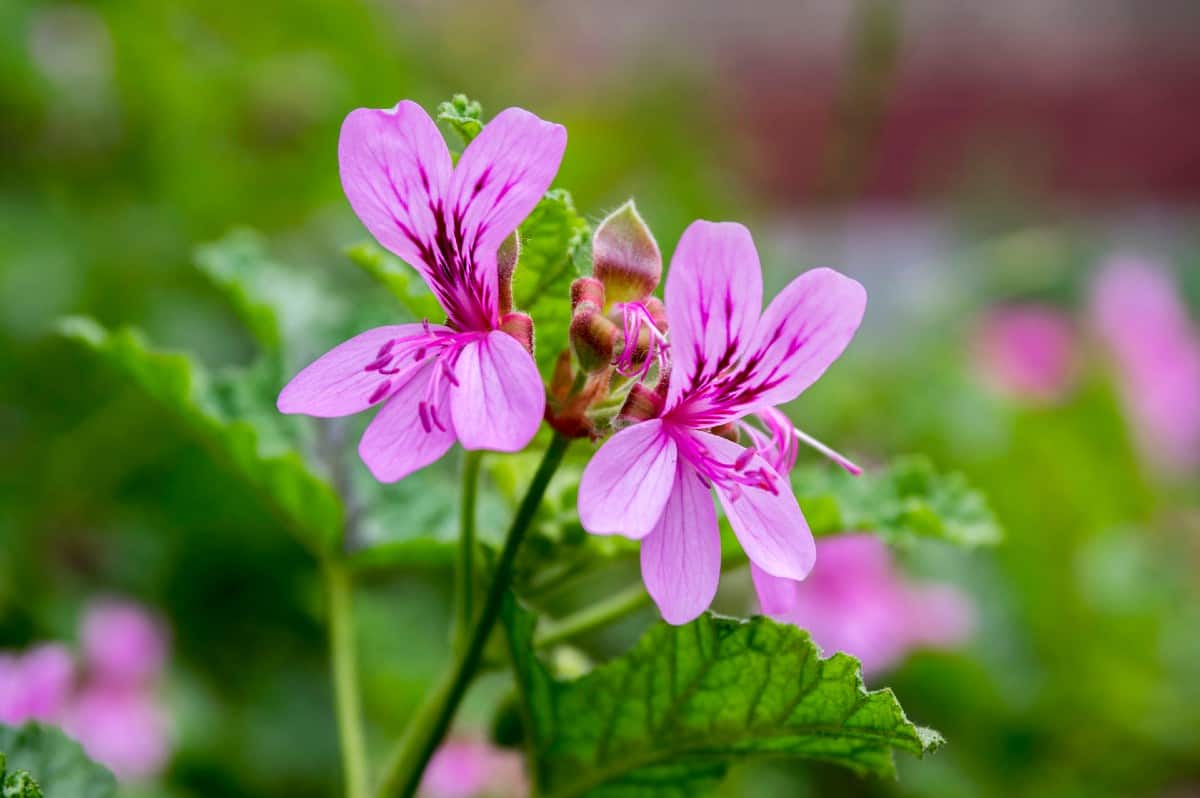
xmin=499 ymin=311 xmax=534 ymax=354
xmin=643 ymin=296 xmax=668 ymax=333
xmin=592 ymin=200 xmax=661 ymax=305
xmin=711 ymin=422 xmax=740 ymax=443
xmin=570 ymin=276 xmax=604 ymax=311
xmin=497 ymin=233 xmax=519 ymax=316
xmin=569 ymin=305 xmax=620 ymax=373
xmin=616 ymin=382 xmax=664 ymax=426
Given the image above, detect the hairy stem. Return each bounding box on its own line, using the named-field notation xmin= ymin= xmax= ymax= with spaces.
xmin=376 ymin=433 xmax=571 ymax=798
xmin=455 ymin=450 xmax=483 ymax=651
xmin=326 ymin=561 xmax=369 ymax=798
xmin=535 ymin=582 xmax=652 ymax=649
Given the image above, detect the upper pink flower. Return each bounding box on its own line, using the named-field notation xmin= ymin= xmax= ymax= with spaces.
xmin=759 ymin=534 xmax=974 ymax=676
xmin=278 ymin=101 xmax=566 ymax=481
xmin=972 ymin=304 xmax=1078 ymax=403
xmin=578 ymin=221 xmax=866 ymax=624
xmin=1090 ymin=256 xmax=1200 ymax=471
xmin=80 ymin=600 xmax=169 ymax=688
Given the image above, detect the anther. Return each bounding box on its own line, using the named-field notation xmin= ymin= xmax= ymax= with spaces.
xmin=368 ymin=380 xmax=391 ymax=404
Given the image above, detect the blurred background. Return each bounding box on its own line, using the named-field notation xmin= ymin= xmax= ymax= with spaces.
xmin=2 ymin=1 xmax=1198 ymax=796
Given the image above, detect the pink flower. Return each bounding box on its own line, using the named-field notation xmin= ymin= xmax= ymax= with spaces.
xmin=80 ymin=600 xmax=168 ymax=687
xmin=578 ymin=221 xmax=866 ymax=624
xmin=972 ymin=304 xmax=1077 ymax=403
xmin=421 ymin=736 xmax=526 ymax=798
xmin=759 ymin=534 xmax=974 ymax=676
xmin=0 ymin=644 xmax=74 ymax=725
xmin=63 ymin=684 xmax=170 ymax=782
xmin=1090 ymin=256 xmax=1200 ymax=471
xmin=278 ymin=101 xmax=566 ymax=482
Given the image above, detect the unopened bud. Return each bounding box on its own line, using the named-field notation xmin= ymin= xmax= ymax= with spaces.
xmin=549 ymin=349 xmax=574 ymax=399
xmin=593 ymin=200 xmax=661 ymax=305
xmin=570 ymin=276 xmax=605 ymax=311
xmin=497 ymin=233 xmax=519 ymax=315
xmin=500 ymin=311 xmax=534 ymax=353
xmin=616 ymin=382 xmax=664 ymax=425
xmin=570 ymin=305 xmax=620 ymax=373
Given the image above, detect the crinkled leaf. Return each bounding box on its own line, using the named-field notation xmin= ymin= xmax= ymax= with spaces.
xmin=793 ymin=455 xmax=1002 ymax=546
xmin=56 ymin=317 xmax=344 ymax=555
xmin=505 ymin=602 xmax=942 ymax=798
xmin=514 ymin=189 xmax=591 ymax=372
xmin=345 ymin=243 xmax=444 ymax=322
xmin=0 ymin=724 xmax=115 ymax=798
xmin=437 ymin=93 xmax=484 ymax=146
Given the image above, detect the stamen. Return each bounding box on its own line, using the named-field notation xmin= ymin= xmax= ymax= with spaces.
xmin=368 ymin=380 xmax=391 ymax=404
xmin=376 ymin=339 xmax=396 ymax=358
xmin=418 ymin=401 xmax=432 ymax=433
xmin=792 ymin=426 xmax=863 ymax=475
xmin=734 ymin=447 xmax=755 ymax=470
xmin=364 ymin=355 xmax=392 ymax=372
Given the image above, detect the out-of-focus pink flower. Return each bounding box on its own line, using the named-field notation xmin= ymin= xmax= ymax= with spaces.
xmin=762 ymin=534 xmax=974 ymax=676
xmin=1090 ymin=256 xmax=1200 ymax=471
xmin=81 ymin=600 xmax=168 ymax=687
xmin=63 ymin=685 xmax=170 ymax=782
xmin=0 ymin=644 xmax=75 ymax=724
xmin=972 ymin=305 xmax=1078 ymax=403
xmin=420 ymin=736 xmax=526 ymax=798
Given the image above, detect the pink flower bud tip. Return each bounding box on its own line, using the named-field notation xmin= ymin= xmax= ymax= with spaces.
xmin=592 ymin=200 xmax=661 ymax=305
xmin=570 ymin=276 xmax=605 ymax=311
xmin=499 ymin=312 xmax=534 ymax=354
xmin=570 ymin=304 xmax=620 ymax=373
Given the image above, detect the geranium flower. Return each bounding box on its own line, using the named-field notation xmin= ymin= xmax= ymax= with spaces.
xmin=0 ymin=643 xmax=74 ymax=725
xmin=278 ymin=101 xmax=566 ymax=481
xmin=421 ymin=736 xmax=526 ymax=798
xmin=758 ymin=534 xmax=974 ymax=677
xmin=1090 ymin=256 xmax=1200 ymax=471
xmin=972 ymin=304 xmax=1078 ymax=403
xmin=578 ymin=221 xmax=866 ymax=624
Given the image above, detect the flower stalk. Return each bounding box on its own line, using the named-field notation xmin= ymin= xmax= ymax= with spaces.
xmin=376 ymin=433 xmax=571 ymax=798
xmin=325 ymin=560 xmax=370 ymax=798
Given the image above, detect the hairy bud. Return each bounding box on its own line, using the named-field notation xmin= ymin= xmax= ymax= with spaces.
xmin=570 ymin=276 xmax=605 ymax=311
xmin=499 ymin=311 xmax=534 ymax=353
xmin=592 ymin=200 xmax=661 ymax=305
xmin=616 ymin=382 xmax=665 ymax=426
xmin=570 ymin=305 xmax=620 ymax=373
xmin=497 ymin=233 xmax=519 ymax=316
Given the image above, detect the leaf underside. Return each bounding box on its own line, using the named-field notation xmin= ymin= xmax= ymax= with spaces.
xmin=0 ymin=724 xmax=116 ymax=798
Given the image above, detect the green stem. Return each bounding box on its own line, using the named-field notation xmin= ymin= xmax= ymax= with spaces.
xmin=455 ymin=450 xmax=483 ymax=650
xmin=326 ymin=561 xmax=369 ymax=798
xmin=376 ymin=433 xmax=571 ymax=798
xmin=535 ymin=582 xmax=652 ymax=649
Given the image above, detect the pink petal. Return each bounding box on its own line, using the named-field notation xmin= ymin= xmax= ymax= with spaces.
xmin=338 ymin=102 xmax=452 ymax=286
xmin=750 ymin=563 xmax=801 ymax=615
xmin=449 ymin=331 xmax=545 ymax=452
xmin=578 ymin=419 xmax=677 ymax=539
xmin=664 ymin=221 xmax=763 ymax=409
xmin=358 ymin=360 xmax=456 ymax=482
xmin=278 ymin=324 xmax=444 ymax=418
xmin=698 ymin=431 xmax=815 ymax=581
xmin=81 ymin=600 xmax=168 ymax=687
xmin=448 ymin=107 xmax=567 ymax=282
xmin=640 ymin=461 xmax=721 ymax=625
xmin=745 ymin=267 xmax=866 ymax=410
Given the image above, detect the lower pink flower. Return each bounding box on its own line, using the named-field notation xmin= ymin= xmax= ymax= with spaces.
xmin=1090 ymin=256 xmax=1200 ymax=471
xmin=758 ymin=534 xmax=974 ymax=676
xmin=63 ymin=685 xmax=170 ymax=782
xmin=972 ymin=304 xmax=1077 ymax=403
xmin=421 ymin=736 xmax=526 ymax=798
xmin=80 ymin=600 xmax=168 ymax=687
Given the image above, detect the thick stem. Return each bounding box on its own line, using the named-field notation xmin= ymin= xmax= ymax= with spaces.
xmin=326 ymin=561 xmax=369 ymax=798
xmin=376 ymin=433 xmax=571 ymax=798
xmin=455 ymin=450 xmax=483 ymax=650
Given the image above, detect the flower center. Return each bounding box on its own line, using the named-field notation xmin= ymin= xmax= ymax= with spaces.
xmin=361 ymin=322 xmax=480 ymax=432
xmin=673 ymin=428 xmax=781 ymax=501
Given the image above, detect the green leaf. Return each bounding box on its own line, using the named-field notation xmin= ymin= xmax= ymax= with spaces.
xmin=514 ymin=189 xmax=591 ymax=372
xmin=0 ymin=724 xmax=115 ymax=798
xmin=345 ymin=242 xmax=445 ymax=322
xmin=794 ymin=455 xmax=1002 ymax=546
xmin=436 ymin=93 xmax=484 ymax=146
xmin=56 ymin=317 xmax=344 ymax=555
xmin=505 ymin=602 xmax=942 ymax=798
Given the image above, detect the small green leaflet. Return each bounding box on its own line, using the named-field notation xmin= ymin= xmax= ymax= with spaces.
xmin=56 ymin=317 xmax=344 ymax=555
xmin=0 ymin=724 xmax=115 ymax=798
xmin=794 ymin=455 xmax=1003 ymax=546
xmin=505 ymin=601 xmax=942 ymax=798
xmin=514 ymin=189 xmax=591 ymax=372
xmin=345 ymin=242 xmax=445 ymax=323
xmin=437 ymin=93 xmax=484 ymax=146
